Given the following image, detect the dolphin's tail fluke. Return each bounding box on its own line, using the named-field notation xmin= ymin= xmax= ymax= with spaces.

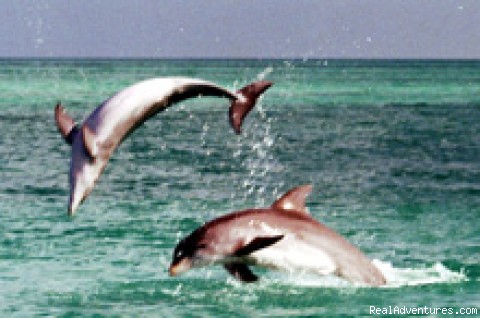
xmin=55 ymin=103 xmax=79 ymax=145
xmin=229 ymin=81 xmax=272 ymax=134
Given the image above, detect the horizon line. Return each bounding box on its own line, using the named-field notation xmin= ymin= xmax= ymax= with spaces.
xmin=1 ymin=56 xmax=479 ymax=61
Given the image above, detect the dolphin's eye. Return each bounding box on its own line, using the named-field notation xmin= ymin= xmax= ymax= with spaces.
xmin=175 ymin=250 xmax=184 ymax=259
xmin=196 ymin=243 xmax=207 ymax=249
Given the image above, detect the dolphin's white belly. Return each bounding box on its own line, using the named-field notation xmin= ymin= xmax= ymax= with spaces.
xmin=249 ymin=235 xmax=336 ymax=275
xmin=88 ymin=78 xmax=179 ymax=140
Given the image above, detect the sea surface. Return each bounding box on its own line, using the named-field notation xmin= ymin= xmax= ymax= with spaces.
xmin=0 ymin=59 xmax=479 ymax=317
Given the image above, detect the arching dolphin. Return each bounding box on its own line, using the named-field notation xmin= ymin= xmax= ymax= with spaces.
xmin=169 ymin=185 xmax=386 ymax=286
xmin=55 ymin=77 xmax=272 ymax=215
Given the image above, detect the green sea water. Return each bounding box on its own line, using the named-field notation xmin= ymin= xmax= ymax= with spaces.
xmin=0 ymin=59 xmax=479 ymax=317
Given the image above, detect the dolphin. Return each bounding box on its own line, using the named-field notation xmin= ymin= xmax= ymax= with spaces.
xmin=169 ymin=185 xmax=386 ymax=286
xmin=54 ymin=77 xmax=272 ymax=215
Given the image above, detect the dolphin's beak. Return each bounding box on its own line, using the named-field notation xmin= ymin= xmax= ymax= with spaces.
xmin=68 ymin=195 xmax=81 ymax=216
xmin=169 ymin=258 xmax=193 ymax=276
xmin=68 ymin=181 xmax=87 ymax=216
xmin=68 ymin=160 xmax=96 ymax=216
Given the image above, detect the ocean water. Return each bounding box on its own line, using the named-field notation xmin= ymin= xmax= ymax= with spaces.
xmin=0 ymin=59 xmax=479 ymax=317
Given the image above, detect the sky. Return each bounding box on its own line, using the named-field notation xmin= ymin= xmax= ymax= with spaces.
xmin=1 ymin=0 xmax=479 ymax=59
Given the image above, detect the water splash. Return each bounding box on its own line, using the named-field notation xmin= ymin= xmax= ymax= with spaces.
xmin=264 ymin=260 xmax=467 ymax=288
xmin=257 ymin=66 xmax=274 ymax=81
xmin=373 ymin=260 xmax=466 ymax=288
xmin=24 ymin=0 xmax=51 ymax=53
xmin=230 ymin=69 xmax=283 ymax=206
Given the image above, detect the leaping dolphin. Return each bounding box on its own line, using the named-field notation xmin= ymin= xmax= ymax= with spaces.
xmin=169 ymin=185 xmax=386 ymax=286
xmin=55 ymin=77 xmax=272 ymax=215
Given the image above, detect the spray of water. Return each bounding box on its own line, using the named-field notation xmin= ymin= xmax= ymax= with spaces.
xmin=219 ymin=260 xmax=466 ymax=289
xmin=230 ymin=67 xmax=284 ymax=206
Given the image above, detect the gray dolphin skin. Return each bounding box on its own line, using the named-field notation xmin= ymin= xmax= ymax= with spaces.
xmin=169 ymin=185 xmax=386 ymax=286
xmin=55 ymin=77 xmax=272 ymax=215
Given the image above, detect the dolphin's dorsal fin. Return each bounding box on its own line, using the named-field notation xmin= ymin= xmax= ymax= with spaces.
xmin=271 ymin=184 xmax=313 ymax=214
xmin=55 ymin=103 xmax=78 ymax=145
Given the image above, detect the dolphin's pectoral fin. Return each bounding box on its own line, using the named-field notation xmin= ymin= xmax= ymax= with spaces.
xmin=82 ymin=125 xmax=98 ymax=159
xmin=271 ymin=184 xmax=313 ymax=215
xmin=54 ymin=103 xmax=78 ymax=145
xmin=82 ymin=125 xmax=113 ymax=160
xmin=224 ymin=263 xmax=258 ymax=283
xmin=234 ymin=235 xmax=284 ymax=257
